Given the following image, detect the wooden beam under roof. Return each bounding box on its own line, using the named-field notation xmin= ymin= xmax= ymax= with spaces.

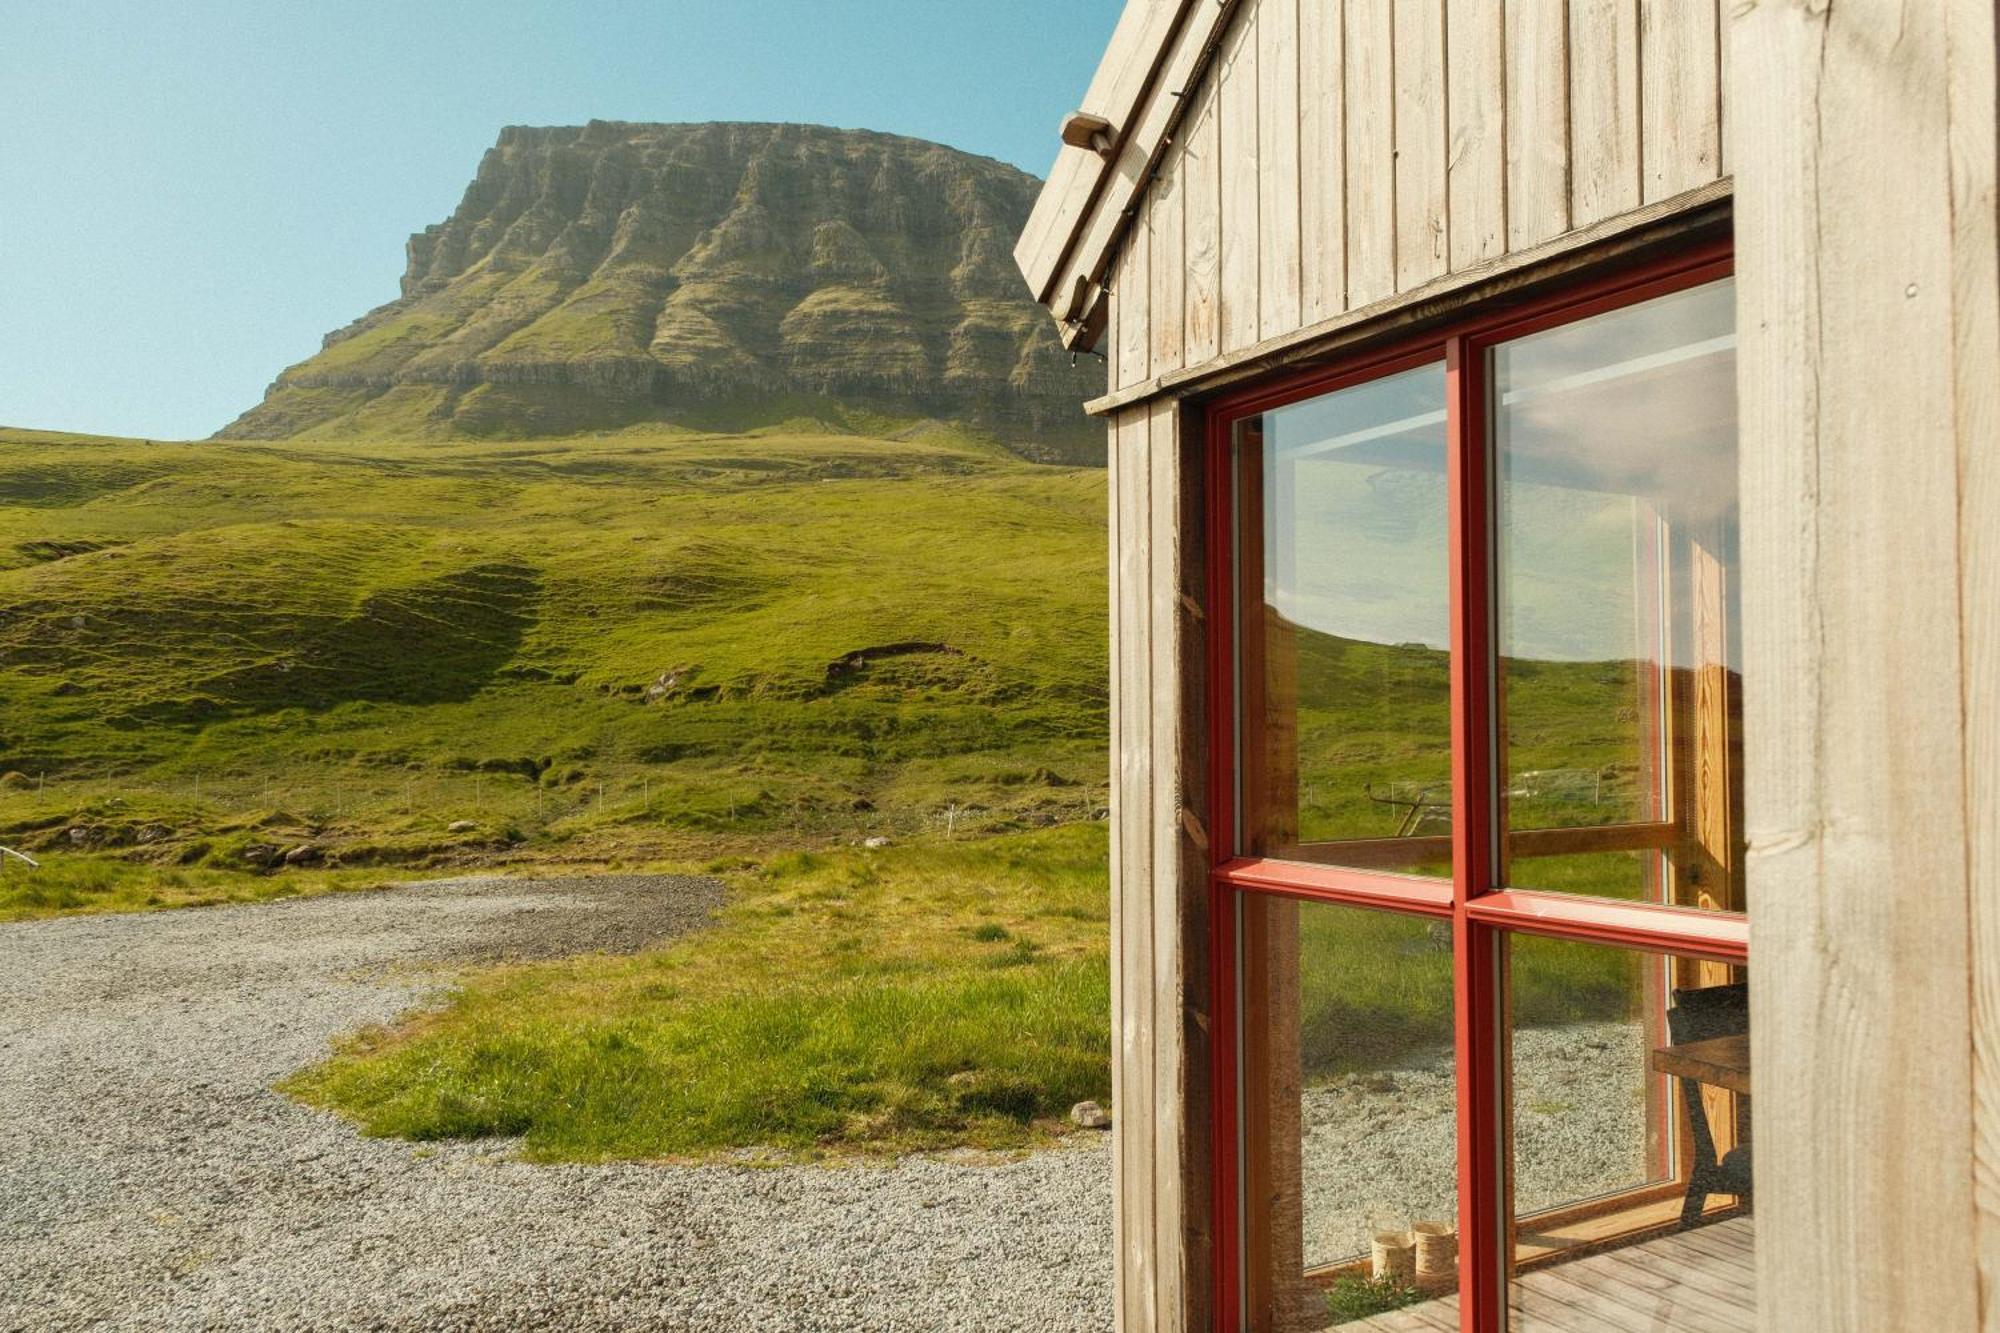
xmin=1015 ymin=0 xmax=1240 ymax=351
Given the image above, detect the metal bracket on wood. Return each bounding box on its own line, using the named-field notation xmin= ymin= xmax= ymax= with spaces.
xmin=1059 ymin=111 xmax=1117 ymax=159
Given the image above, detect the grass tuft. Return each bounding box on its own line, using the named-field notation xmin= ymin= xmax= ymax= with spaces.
xmin=284 ymin=824 xmax=1113 ymax=1160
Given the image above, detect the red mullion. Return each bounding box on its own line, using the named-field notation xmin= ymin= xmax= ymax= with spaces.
xmin=1446 ymin=333 xmax=1505 ymax=1333
xmin=1215 ymin=857 xmax=1455 ymax=916
xmin=1465 ymin=889 xmax=1749 ymax=966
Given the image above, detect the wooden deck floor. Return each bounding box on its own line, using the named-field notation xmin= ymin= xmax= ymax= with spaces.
xmin=1343 ymin=1215 xmax=1754 ymax=1332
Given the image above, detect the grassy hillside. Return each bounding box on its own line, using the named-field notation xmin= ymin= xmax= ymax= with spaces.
xmin=0 ymin=422 xmax=1108 ymax=902
xmin=2 ymin=420 xmax=1664 ymax=1163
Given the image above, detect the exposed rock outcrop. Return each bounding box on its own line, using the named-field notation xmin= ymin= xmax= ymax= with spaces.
xmin=218 ymin=122 xmax=1101 ymax=462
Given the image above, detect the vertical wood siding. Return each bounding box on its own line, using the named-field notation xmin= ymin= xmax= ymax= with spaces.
xmin=1096 ymin=3 xmax=1737 ymax=1327
xmin=1950 ymin=0 xmax=2000 ymax=1317
xmin=1734 ymin=0 xmax=1999 ymax=1327
xmin=1393 ymin=0 xmax=1448 ymax=291
xmin=1218 ymin=9 xmax=1262 ymax=356
xmin=1182 ymin=67 xmax=1224 ymax=365
xmin=1257 ymin=0 xmax=1303 ymax=341
xmin=1108 ymin=0 xmax=1729 ymax=392
xmin=1297 ymin=0 xmax=1345 ymax=321
xmin=1568 ymin=0 xmax=1642 ymax=227
xmin=1094 ymin=0 xmax=2000 ymax=1325
xmin=1108 ymin=401 xmax=1210 ymax=1330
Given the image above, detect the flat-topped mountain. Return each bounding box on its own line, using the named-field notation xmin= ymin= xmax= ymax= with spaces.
xmin=219 ymin=122 xmax=1100 ymax=461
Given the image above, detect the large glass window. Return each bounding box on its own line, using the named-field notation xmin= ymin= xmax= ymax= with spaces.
xmin=1508 ymin=938 xmax=1751 ymax=1331
xmin=1216 ymin=253 xmax=1749 ymax=1333
xmin=1235 ymin=363 xmax=1451 ymax=875
xmin=1496 ymin=279 xmax=1741 ymax=910
xmin=1237 ymin=897 xmax=1457 ymax=1330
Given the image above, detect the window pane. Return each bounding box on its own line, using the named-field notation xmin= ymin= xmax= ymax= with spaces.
xmin=1494 ymin=278 xmax=1743 ymax=911
xmin=1239 ymin=895 xmax=1458 ymax=1330
xmin=1508 ymin=934 xmax=1753 ymax=1331
xmin=1236 ymin=364 xmax=1452 ymax=876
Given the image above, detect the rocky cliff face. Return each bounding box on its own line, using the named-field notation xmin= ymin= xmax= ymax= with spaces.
xmin=219 ymin=122 xmax=1100 ymax=462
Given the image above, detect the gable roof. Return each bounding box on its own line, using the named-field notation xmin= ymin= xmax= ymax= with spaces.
xmin=1013 ymin=0 xmax=1243 ymax=352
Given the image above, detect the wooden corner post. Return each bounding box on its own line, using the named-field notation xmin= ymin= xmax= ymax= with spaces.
xmin=1732 ymin=0 xmax=2000 ymax=1326
xmin=1109 ymin=400 xmax=1218 ymax=1331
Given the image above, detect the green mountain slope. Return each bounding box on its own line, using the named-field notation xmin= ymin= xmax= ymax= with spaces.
xmin=218 ymin=122 xmax=1102 ymax=462
xmin=0 ymin=424 xmax=1108 ymax=869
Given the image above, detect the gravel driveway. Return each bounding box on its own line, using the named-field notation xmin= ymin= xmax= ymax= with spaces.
xmin=0 ymin=877 xmax=1113 ymax=1333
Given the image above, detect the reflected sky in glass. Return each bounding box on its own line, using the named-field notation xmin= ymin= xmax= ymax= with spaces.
xmin=1264 ymin=363 xmax=1449 ymax=650
xmin=1497 ymin=279 xmax=1738 ymax=666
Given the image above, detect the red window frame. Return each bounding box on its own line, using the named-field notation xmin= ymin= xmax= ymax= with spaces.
xmin=1202 ymin=238 xmax=1740 ymax=1333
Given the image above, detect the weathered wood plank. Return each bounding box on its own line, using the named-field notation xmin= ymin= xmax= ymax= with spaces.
xmin=1948 ymin=0 xmax=2000 ymax=1318
xmin=1394 ymin=0 xmax=1448 ymax=290
xmin=1714 ymin=0 xmax=1729 ymax=178
xmin=1149 ymin=143 xmax=1186 ymax=379
xmin=1446 ymin=0 xmax=1506 ymax=268
xmin=1510 ymin=1269 xmax=1637 ymax=1333
xmin=1733 ymin=1 xmax=1979 ymax=1328
xmin=1297 ymin=0 xmax=1345 ymax=322
xmin=1042 ymin=2 xmax=1246 ymax=347
xmin=1640 ymin=0 xmax=1721 ymax=204
xmin=1569 ymin=0 xmax=1642 ymax=227
xmin=1257 ymin=0 xmax=1301 ymax=339
xmin=1371 ymin=1294 xmax=1459 ymax=1332
xmin=1017 ymin=0 xmax=1197 ymax=301
xmin=1181 ymin=67 xmax=1222 ymax=365
xmin=1112 ymin=405 xmax=1157 ymax=1332
xmin=1505 ymin=0 xmax=1571 ymax=249
xmin=1146 ymin=399 xmax=1185 ymax=1331
xmin=1116 ymin=205 xmax=1151 ymax=392
xmin=1589 ymin=1246 xmax=1754 ymax=1325
xmin=1085 ymin=177 xmax=1731 ymax=417
xmin=1343 ymin=0 xmax=1396 ymax=304
xmin=1218 ymin=2 xmax=1261 ymax=354
xmin=1104 ymin=239 xmax=1120 ymax=391
xmin=1359 ymin=1219 xmax=1757 ymax=1331
xmin=1653 ymin=1225 xmax=1756 ymax=1277
xmin=1103 ymin=409 xmax=1126 ymax=1331
xmin=1528 ymin=1264 xmax=1703 ymax=1333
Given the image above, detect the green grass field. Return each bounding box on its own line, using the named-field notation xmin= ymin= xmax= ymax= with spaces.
xmin=285 ymin=824 xmax=1113 ymax=1160
xmin=0 ymin=421 xmax=1109 ymax=918
xmin=2 ymin=421 xmax=1653 ymax=1161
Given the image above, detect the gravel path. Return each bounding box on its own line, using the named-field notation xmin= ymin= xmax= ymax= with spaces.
xmin=0 ymin=876 xmax=1112 ymax=1333
xmin=1301 ymin=1020 xmax=1652 ymax=1267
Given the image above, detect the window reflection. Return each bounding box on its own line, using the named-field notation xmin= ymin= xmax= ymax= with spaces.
xmin=1508 ymin=935 xmax=1753 ymax=1331
xmin=1240 ymin=896 xmax=1458 ymax=1330
xmin=1236 ymin=364 xmax=1452 ymax=876
xmin=1495 ymin=278 xmax=1743 ymax=911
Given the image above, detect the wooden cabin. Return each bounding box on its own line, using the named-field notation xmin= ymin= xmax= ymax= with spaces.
xmin=1015 ymin=3 xmax=2000 ymax=1330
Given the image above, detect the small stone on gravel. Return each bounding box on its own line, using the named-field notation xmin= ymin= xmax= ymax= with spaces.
xmin=1069 ymin=1101 xmax=1111 ymax=1130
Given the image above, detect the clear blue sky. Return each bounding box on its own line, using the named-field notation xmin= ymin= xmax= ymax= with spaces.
xmin=0 ymin=0 xmax=1121 ymax=440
